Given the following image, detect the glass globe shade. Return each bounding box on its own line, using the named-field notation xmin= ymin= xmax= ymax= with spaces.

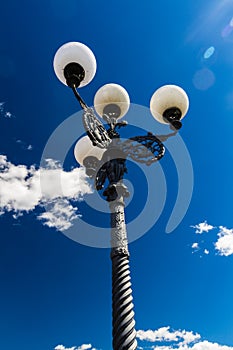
xmin=74 ymin=135 xmax=106 ymax=165
xmin=150 ymin=85 xmax=189 ymax=124
xmin=94 ymin=83 xmax=130 ymax=119
xmin=53 ymin=42 xmax=97 ymax=87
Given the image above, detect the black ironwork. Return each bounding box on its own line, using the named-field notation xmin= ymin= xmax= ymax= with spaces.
xmin=94 ymin=133 xmax=165 ymax=199
xmin=103 ymin=103 xmax=121 ymax=120
xmin=95 ymin=142 xmax=128 ymax=200
xmin=156 ymin=131 xmax=178 ymax=142
xmin=70 ymin=88 xmax=167 ymax=350
xmin=69 ymin=85 xmax=88 ymax=110
xmin=83 ymin=156 xmax=100 ymax=178
xmin=64 ymin=62 xmax=85 ymax=88
xmin=103 ymin=104 xmax=128 ymax=139
xmin=82 ymin=107 xmax=111 ymax=148
xmin=163 ymin=107 xmax=182 ymax=130
xmin=122 ymin=132 xmax=165 ymax=165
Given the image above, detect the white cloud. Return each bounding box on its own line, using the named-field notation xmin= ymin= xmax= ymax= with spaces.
xmin=191 ymin=243 xmax=199 ymax=249
xmin=191 ymin=221 xmax=215 ymax=234
xmin=136 ymin=327 xmax=201 ymax=345
xmin=13 ymin=212 xmax=23 ymax=220
xmin=55 ymin=346 xmax=74 ymax=350
xmin=190 ymin=223 xmax=233 ymax=257
xmin=0 ymin=155 xmax=92 ymax=230
xmin=137 ymin=326 xmax=233 ymax=349
xmin=54 ymin=346 xmax=76 ymax=350
xmin=215 ymin=226 xmax=233 ymax=256
xmin=191 ymin=341 xmax=233 ymax=349
xmin=54 ymin=345 xmax=92 ymax=350
xmin=5 ymin=111 xmax=12 ymax=118
xmin=0 ymin=155 xmax=40 ymax=212
xmin=55 ymin=327 xmax=233 ymax=350
xmin=37 ymin=199 xmax=79 ymax=231
xmin=151 ymin=342 xmax=233 ymax=349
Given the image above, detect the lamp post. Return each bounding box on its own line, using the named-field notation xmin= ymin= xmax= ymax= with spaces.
xmin=53 ymin=42 xmax=189 ymax=350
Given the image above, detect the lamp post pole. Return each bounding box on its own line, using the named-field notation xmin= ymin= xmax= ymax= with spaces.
xmin=98 ymin=145 xmax=138 ymax=349
xmin=53 ymin=41 xmax=189 ymax=350
xmin=110 ymin=191 xmax=137 ymax=349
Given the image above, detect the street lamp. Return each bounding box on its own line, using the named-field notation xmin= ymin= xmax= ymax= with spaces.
xmin=53 ymin=41 xmax=189 ymax=350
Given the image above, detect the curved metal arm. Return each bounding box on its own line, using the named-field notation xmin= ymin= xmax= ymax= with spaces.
xmin=82 ymin=108 xmax=112 ymax=149
xmin=156 ymin=131 xmax=177 ymax=142
xmin=71 ymin=85 xmax=88 ymax=110
xmin=121 ymin=133 xmax=165 ymax=165
xmin=70 ymin=85 xmax=112 ymax=148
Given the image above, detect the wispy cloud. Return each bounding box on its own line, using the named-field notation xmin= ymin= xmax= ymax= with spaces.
xmin=16 ymin=139 xmax=33 ymax=151
xmin=38 ymin=198 xmax=79 ymax=231
xmin=0 ymin=155 xmax=92 ymax=230
xmin=190 ymin=221 xmax=215 ymax=234
xmin=0 ymin=102 xmax=14 ymax=118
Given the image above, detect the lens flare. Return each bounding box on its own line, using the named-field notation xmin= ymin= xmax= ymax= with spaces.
xmin=203 ymin=46 xmax=215 ymax=59
xmin=193 ymin=68 xmax=215 ymax=91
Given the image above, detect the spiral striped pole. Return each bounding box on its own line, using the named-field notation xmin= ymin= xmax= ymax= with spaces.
xmin=109 ymin=194 xmax=137 ymax=350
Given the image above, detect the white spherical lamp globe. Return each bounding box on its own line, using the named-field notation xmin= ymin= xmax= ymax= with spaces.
xmin=94 ymin=83 xmax=130 ymax=119
xmin=150 ymin=85 xmax=189 ymax=124
xmin=53 ymin=42 xmax=97 ymax=87
xmin=74 ymin=136 xmax=106 ymax=165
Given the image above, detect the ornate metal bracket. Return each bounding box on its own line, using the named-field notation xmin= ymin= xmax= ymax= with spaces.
xmin=121 ymin=132 xmax=165 ymax=165
xmin=82 ymin=107 xmax=112 ymax=148
xmin=70 ymin=87 xmax=166 ymax=198
xmin=93 ymin=132 xmax=165 ymax=200
xmin=95 ymin=144 xmax=129 ymax=201
xmin=102 ymin=104 xmax=127 ymax=136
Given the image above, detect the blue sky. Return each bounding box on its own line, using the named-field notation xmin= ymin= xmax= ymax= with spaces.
xmin=1 ymin=0 xmax=233 ymax=349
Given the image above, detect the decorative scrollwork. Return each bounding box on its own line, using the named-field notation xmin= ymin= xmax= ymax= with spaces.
xmin=121 ymin=132 xmax=165 ymax=165
xmin=95 ymin=146 xmax=129 ymax=201
xmin=82 ymin=108 xmax=111 ymax=149
xmin=93 ymin=134 xmax=165 ymax=196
